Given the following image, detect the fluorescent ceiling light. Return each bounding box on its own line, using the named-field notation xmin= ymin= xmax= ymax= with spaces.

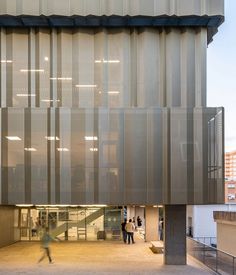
xmin=85 ymin=136 xmax=98 ymax=141
xmin=95 ymin=59 xmax=120 ymax=63
xmin=36 ymin=205 xmax=69 ymax=208
xmin=24 ymin=148 xmax=37 ymax=151
xmin=6 ymin=136 xmax=21 ymax=141
xmin=57 ymin=148 xmax=69 ymax=152
xmin=1 ymin=60 xmax=12 ymax=63
xmin=16 ymin=94 xmax=36 ymax=97
xmin=108 ymin=91 xmax=119 ymax=94
xmin=45 ymin=136 xmax=60 ymax=141
xmin=98 ymin=91 xmax=119 ymax=94
xmin=79 ymin=205 xmax=107 ymax=207
xmin=44 ymin=56 xmax=49 ymax=61
xmin=75 ymin=84 xmax=97 ymax=88
xmin=90 ymin=148 xmax=98 ymax=152
xmin=153 ymin=205 xmax=158 ymax=208
xmin=16 ymin=204 xmax=33 ymax=207
xmin=140 ymin=205 xmax=145 ymax=208
xmin=41 ymin=99 xmax=60 ymax=102
xmin=20 ymin=69 xmax=44 ymax=72
xmin=51 ymin=205 xmax=69 ymax=207
xmin=50 ymin=77 xmax=72 ymax=81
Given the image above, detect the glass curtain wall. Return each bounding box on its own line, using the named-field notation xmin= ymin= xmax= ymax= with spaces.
xmin=18 ymin=206 xmax=122 ymax=241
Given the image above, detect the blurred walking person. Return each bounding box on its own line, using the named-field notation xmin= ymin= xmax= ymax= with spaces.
xmin=38 ymin=227 xmax=59 ymax=264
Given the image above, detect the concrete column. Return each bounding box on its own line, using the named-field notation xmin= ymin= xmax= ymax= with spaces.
xmin=145 ymin=206 xmax=159 ymax=241
xmin=164 ymin=205 xmax=186 ymax=265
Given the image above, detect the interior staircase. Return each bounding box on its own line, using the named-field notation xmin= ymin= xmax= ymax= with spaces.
xmin=50 ymin=208 xmax=104 ymax=238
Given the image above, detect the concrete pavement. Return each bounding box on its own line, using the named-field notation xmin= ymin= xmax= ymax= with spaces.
xmin=0 ymin=240 xmax=215 ymax=275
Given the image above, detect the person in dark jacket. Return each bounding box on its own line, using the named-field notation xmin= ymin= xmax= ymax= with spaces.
xmin=121 ymin=219 xmax=127 ymax=243
xmin=137 ymin=216 xmax=142 ymax=227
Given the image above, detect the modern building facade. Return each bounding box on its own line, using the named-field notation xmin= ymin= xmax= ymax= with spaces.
xmin=225 ymin=151 xmax=236 ymax=202
xmin=0 ymin=0 xmax=224 ymax=265
xmin=187 ymin=151 xmax=236 ymax=242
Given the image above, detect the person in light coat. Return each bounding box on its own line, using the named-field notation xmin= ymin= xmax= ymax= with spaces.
xmin=125 ymin=219 xmax=135 ymax=244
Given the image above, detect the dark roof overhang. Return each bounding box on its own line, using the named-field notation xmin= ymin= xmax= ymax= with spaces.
xmin=0 ymin=14 xmax=224 ymax=43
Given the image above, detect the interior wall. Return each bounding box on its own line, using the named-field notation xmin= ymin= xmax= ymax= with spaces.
xmin=0 ymin=206 xmax=20 ymax=248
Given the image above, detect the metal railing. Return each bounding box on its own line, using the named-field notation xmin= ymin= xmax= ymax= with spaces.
xmin=187 ymin=237 xmax=236 ymax=275
xmin=193 ymin=237 xmax=217 ymax=247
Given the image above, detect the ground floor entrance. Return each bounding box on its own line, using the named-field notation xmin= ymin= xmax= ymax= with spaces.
xmin=0 ymin=204 xmax=187 ymax=265
xmin=19 ymin=206 xmax=123 ymax=241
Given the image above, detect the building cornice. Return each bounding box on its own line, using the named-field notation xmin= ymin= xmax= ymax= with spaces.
xmin=0 ymin=14 xmax=224 ymax=43
xmin=0 ymin=14 xmax=224 ymax=28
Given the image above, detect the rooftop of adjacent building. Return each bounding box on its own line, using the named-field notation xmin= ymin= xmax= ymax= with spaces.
xmin=214 ymin=210 xmax=236 ymax=222
xmin=0 ymin=240 xmax=214 ymax=275
xmin=225 ymin=151 xmax=236 ymax=156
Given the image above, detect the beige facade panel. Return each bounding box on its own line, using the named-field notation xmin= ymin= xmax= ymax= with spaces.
xmin=0 ymin=28 xmax=207 ymax=108
xmin=0 ymin=0 xmax=224 ymax=16
xmin=217 ymin=222 xmax=236 ymax=256
xmin=214 ymin=212 xmax=236 ymax=256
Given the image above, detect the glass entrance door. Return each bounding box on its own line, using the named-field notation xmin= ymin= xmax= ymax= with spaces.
xmin=86 ymin=207 xmax=104 ymax=241
xmin=67 ymin=209 xmax=79 ymax=241
xmin=19 ymin=207 xmax=45 ymax=241
xmin=20 ymin=208 xmax=30 ymax=240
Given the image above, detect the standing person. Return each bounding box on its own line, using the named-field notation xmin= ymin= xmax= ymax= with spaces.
xmin=159 ymin=218 xmax=164 ymax=241
xmin=125 ymin=219 xmax=135 ymax=244
xmin=121 ymin=219 xmax=127 ymax=243
xmin=31 ymin=218 xmax=37 ymax=237
xmin=137 ymin=216 xmax=142 ymax=227
xmin=38 ymin=227 xmax=59 ymax=264
xmin=132 ymin=216 xmax=137 ymax=230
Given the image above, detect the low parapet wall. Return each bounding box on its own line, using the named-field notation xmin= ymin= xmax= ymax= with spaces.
xmin=214 ymin=211 xmax=236 ymax=222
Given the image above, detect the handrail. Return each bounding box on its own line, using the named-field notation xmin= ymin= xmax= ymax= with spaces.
xmin=191 ymin=237 xmax=235 ymax=258
xmin=187 ymin=237 xmax=236 ymax=275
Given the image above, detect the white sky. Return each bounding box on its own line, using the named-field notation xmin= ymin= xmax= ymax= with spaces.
xmin=207 ymin=0 xmax=236 ymax=152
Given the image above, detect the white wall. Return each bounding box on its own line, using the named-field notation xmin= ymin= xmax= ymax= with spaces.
xmin=187 ymin=204 xmax=236 ymax=238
